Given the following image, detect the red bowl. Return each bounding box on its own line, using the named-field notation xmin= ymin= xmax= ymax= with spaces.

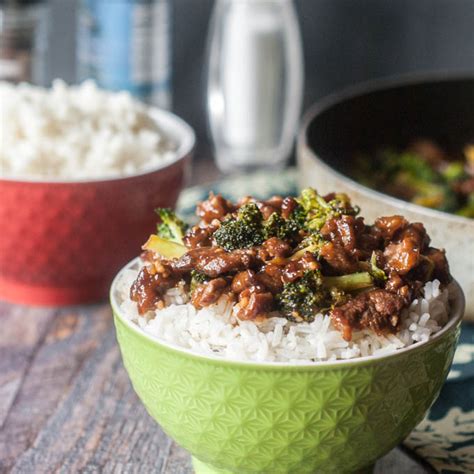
xmin=0 ymin=109 xmax=195 ymax=306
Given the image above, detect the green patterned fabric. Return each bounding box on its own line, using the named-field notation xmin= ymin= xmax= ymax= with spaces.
xmin=177 ymin=168 xmax=474 ymax=473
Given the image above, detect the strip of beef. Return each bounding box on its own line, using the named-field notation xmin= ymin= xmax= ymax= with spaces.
xmin=231 ymin=266 xmax=284 ymax=296
xmin=130 ymin=266 xmax=179 ymax=314
xmin=383 ymin=223 xmax=430 ymax=275
xmin=322 ymin=214 xmax=381 ymax=260
xmin=320 ymin=241 xmax=359 ymax=274
xmin=320 ymin=215 xmax=372 ymax=272
xmin=385 ymin=271 xmax=404 ymax=293
xmin=171 ymin=247 xmax=259 ymax=277
xmin=321 ymin=215 xmax=358 ymax=252
xmin=385 ymin=270 xmax=418 ymax=300
xmin=183 ymin=224 xmax=217 ymax=249
xmin=237 ymin=287 xmax=275 ymax=320
xmin=425 ymin=247 xmax=451 ymax=284
xmin=331 ymin=289 xmax=408 ymax=341
xmin=357 ymin=225 xmax=382 ymax=255
xmin=280 ymin=197 xmax=298 ymax=219
xmin=196 ymin=193 xmax=235 ymax=223
xmin=322 ymin=192 xmax=338 ymax=202
xmin=373 ymin=215 xmax=408 ymax=241
xmin=282 ymin=252 xmax=319 ymax=283
xmin=192 ymin=278 xmax=229 ymax=308
xmin=231 ymin=270 xmax=257 ymax=293
xmin=257 ymin=237 xmax=292 ymax=261
xmin=256 ymin=196 xmax=284 ymax=219
xmin=255 ymin=269 xmax=284 ymax=294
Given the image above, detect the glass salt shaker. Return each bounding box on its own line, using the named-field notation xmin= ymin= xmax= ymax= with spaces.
xmin=206 ymin=0 xmax=304 ymax=174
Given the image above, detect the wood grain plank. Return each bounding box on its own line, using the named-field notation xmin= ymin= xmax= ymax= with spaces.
xmin=162 ymin=441 xmax=193 ymax=474
xmin=0 ymin=303 xmax=58 ymax=428
xmin=9 ymin=315 xmax=172 ymax=474
xmin=0 ymin=305 xmax=110 ymax=472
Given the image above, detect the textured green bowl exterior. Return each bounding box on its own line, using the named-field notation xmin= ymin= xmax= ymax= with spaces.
xmin=113 ymin=305 xmax=460 ymax=474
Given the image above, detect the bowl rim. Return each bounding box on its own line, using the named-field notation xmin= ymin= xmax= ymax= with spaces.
xmin=110 ymin=257 xmax=465 ymax=369
xmin=0 ymin=106 xmax=196 ymax=185
xmin=297 ymin=71 xmax=474 ymax=225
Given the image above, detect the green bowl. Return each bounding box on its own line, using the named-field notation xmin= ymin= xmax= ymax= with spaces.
xmin=111 ymin=260 xmax=464 ymax=474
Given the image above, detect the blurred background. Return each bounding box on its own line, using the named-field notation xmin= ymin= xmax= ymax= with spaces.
xmin=1 ymin=5 xmax=473 ymax=472
xmin=28 ymin=0 xmax=474 ymax=159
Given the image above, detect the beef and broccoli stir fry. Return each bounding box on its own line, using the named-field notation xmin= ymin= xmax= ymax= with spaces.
xmin=131 ymin=188 xmax=451 ymax=341
xmin=352 ymin=139 xmax=474 ymax=217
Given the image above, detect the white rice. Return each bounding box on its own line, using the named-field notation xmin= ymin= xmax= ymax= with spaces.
xmin=115 ymin=266 xmax=451 ymax=363
xmin=0 ymin=80 xmax=177 ymax=179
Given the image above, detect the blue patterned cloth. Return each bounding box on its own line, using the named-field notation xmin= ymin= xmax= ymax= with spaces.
xmin=178 ymin=168 xmax=474 ymax=473
xmin=405 ymin=324 xmax=474 ymax=473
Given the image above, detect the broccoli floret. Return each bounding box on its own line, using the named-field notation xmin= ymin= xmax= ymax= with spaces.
xmin=190 ymin=270 xmax=208 ymax=292
xmin=214 ymin=220 xmax=264 ymax=251
xmin=214 ymin=203 xmax=265 ymax=251
xmin=326 ymin=193 xmax=359 ymax=216
xmin=296 ymin=188 xmax=358 ymax=231
xmin=298 ymin=188 xmax=331 ymax=218
xmin=263 ymin=212 xmax=287 ymax=239
xmin=277 ymin=270 xmax=328 ymax=322
xmin=263 ymin=212 xmax=301 ymax=240
xmin=238 ymin=202 xmax=263 ymax=225
xmin=378 ymin=149 xmax=434 ymax=182
xmin=277 ymin=268 xmax=378 ymax=321
xmin=156 ymin=208 xmax=188 ymax=244
xmin=190 ymin=269 xmax=207 ymax=283
xmin=397 ymin=152 xmax=439 ymax=182
xmin=290 ymin=232 xmax=325 ymax=260
xmin=392 ymin=171 xmax=458 ymax=212
xmin=442 ymin=161 xmax=466 ymax=182
xmin=287 ymin=204 xmax=307 ymax=231
xmin=380 ymin=150 xmax=460 ymax=212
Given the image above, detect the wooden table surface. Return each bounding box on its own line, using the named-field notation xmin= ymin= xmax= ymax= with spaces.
xmin=0 ymin=161 xmax=433 ymax=474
